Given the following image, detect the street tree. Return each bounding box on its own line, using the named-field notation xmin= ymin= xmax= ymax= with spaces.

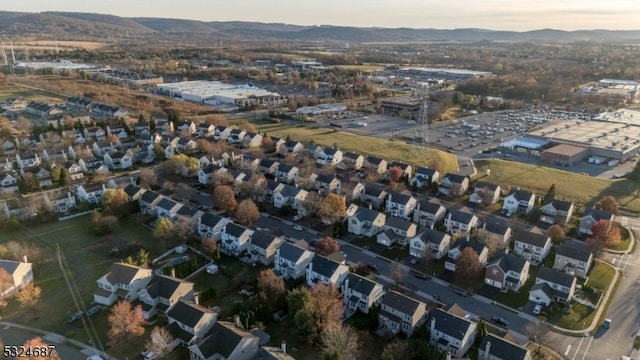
xmin=197 ymin=139 xmax=215 ymax=155
xmin=210 ymin=171 xmax=234 ymax=187
xmin=101 ymin=188 xmax=131 ymax=217
xmin=15 ymin=284 xmax=41 ymax=317
xmin=317 ymin=193 xmax=347 ymax=224
xmin=262 ymin=136 xmax=276 ymax=153
xmin=381 ymin=339 xmax=413 ymax=360
xmin=107 ymin=300 xmax=145 ymax=346
xmin=235 ymin=199 xmax=260 ymax=225
xmin=526 ymin=320 xmax=552 ymax=356
xmin=546 ymin=224 xmax=565 ymax=245
xmin=389 ymin=261 xmax=407 ymax=290
xmin=455 ymin=247 xmax=482 ymax=286
xmin=213 ymin=185 xmax=237 ymax=212
xmin=321 ymin=326 xmax=362 ymax=360
xmin=145 ymin=326 xmax=175 ymax=358
xmin=315 ymin=236 xmax=340 ymax=256
xmin=589 ymin=220 xmax=621 ymax=251
xmin=256 ymin=269 xmax=286 ymax=311
xmin=21 ymin=337 xmax=61 ymax=360
xmin=594 ymin=196 xmax=620 ymax=215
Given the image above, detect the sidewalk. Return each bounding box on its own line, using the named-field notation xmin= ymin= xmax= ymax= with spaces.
xmin=0 ymin=321 xmax=115 ymax=360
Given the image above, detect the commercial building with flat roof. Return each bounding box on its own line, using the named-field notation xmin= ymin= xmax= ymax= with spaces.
xmin=157 ymin=81 xmax=285 ymax=108
xmin=541 ymin=144 xmax=590 ymax=166
xmin=296 ymin=103 xmax=347 ymax=117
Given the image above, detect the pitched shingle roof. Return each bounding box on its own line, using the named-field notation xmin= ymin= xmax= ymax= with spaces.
xmin=488 ymin=253 xmax=528 ymax=274
xmin=508 ymin=189 xmax=535 ymax=201
xmin=556 ymin=242 xmax=592 ymax=262
xmin=537 ymin=267 xmax=576 ymax=288
xmin=388 ymin=192 xmax=414 ymax=206
xmin=449 ymin=208 xmax=476 ymax=224
xmin=225 ymin=223 xmax=250 ymax=238
xmin=429 ymin=308 xmax=473 ymax=341
xmin=443 ymin=173 xmax=467 ymax=184
xmin=144 ymin=274 xmax=193 ymax=300
xmin=479 ymin=334 xmax=530 ymax=360
xmin=200 ymin=212 xmax=225 ymax=227
xmin=516 ymin=230 xmax=549 ymax=248
xmin=140 ymin=190 xmax=161 ymax=203
xmin=385 ymin=216 xmax=415 ymax=232
xmin=278 ymin=242 xmax=309 ymax=263
xmin=545 ymin=199 xmax=573 ymax=212
xmin=194 ymin=321 xmax=254 ymax=359
xmin=381 ymin=290 xmax=423 ymax=316
xmin=419 ymin=228 xmax=449 ymax=245
xmin=344 ymin=273 xmax=379 ymax=297
xmin=582 ymin=208 xmax=613 ymax=221
xmin=251 ymin=231 xmax=279 ymax=250
xmin=104 ymin=263 xmax=148 ymax=285
xmin=167 ymin=300 xmax=213 ymax=329
xmin=309 ymin=255 xmax=343 ymax=278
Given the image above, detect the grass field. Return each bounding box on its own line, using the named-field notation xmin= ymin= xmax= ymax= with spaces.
xmin=0 ymin=83 xmax=67 ymax=102
xmin=0 ymin=215 xmax=164 ymax=359
xmin=586 ymin=262 xmax=615 ymax=291
xmin=235 ymin=120 xmax=460 ymax=174
xmin=474 ymin=159 xmax=640 ymax=213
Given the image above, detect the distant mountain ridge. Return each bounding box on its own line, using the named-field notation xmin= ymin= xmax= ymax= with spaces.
xmin=0 ymin=10 xmax=639 ymax=42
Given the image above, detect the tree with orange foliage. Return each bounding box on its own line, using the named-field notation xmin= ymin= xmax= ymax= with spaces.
xmin=594 ymin=196 xmax=620 ymax=216
xmin=20 ymin=337 xmax=60 ymax=360
xmin=213 ymin=185 xmax=237 ymax=212
xmin=546 ymin=224 xmax=565 ymax=245
xmin=315 ymin=237 xmax=340 ymax=256
xmin=235 ymin=199 xmax=260 ymax=225
xmin=387 ymin=166 xmax=403 ymax=183
xmin=107 ymin=300 xmax=145 ymax=346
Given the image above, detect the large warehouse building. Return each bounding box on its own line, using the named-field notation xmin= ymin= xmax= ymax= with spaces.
xmin=157 ymin=81 xmax=286 ymax=109
xmin=526 ymin=109 xmax=640 ymax=162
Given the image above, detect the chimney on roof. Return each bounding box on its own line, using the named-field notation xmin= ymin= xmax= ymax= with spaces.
xmin=194 ymin=292 xmax=199 ymax=305
xmin=445 ymin=352 xmax=451 ymax=360
xmin=281 ymin=340 xmax=286 ymax=353
xmin=430 ymin=317 xmax=436 ymax=331
xmin=484 ymin=341 xmax=491 ymax=360
xmin=22 ymin=255 xmax=28 ymax=263
xmin=234 ymin=314 xmax=242 ymax=328
xmin=170 ymin=267 xmax=176 ymax=278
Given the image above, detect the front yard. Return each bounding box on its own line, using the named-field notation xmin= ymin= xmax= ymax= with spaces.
xmin=0 ymin=215 xmax=171 ymax=359
xmin=586 ymin=262 xmax=616 ymax=291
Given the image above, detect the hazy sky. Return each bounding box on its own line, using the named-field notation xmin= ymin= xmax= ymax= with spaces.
xmin=3 ymin=0 xmax=640 ymax=31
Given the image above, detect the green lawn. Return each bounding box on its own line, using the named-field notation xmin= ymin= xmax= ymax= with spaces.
xmin=586 ymin=262 xmax=616 ymax=291
xmin=230 ymin=119 xmax=460 ymax=173
xmin=547 ymin=303 xmax=595 ymax=330
xmin=0 ymin=215 xmax=165 ymax=359
xmin=609 ymin=224 xmax=632 ymax=251
xmin=474 ymin=159 xmax=640 ymax=213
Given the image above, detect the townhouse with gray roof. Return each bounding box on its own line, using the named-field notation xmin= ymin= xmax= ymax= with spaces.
xmin=540 ymin=198 xmax=574 ymax=226
xmin=305 ymin=255 xmax=349 ymax=287
xmin=444 ymin=207 xmax=478 ymax=236
xmin=579 ymin=208 xmax=614 ymax=236
xmin=409 ymin=228 xmax=451 ymax=259
xmin=274 ymin=241 xmax=314 ymax=279
xmin=93 ymin=262 xmax=153 ymax=306
xmin=346 ymin=204 xmax=386 ymax=237
xmin=385 ymin=192 xmax=417 ymax=220
xmin=429 ymin=308 xmax=477 ymax=358
xmin=379 ymin=290 xmax=428 ymax=336
xmin=197 ymin=212 xmax=230 ymax=240
xmin=478 ymin=333 xmax=531 ymax=360
xmin=188 ymin=320 xmax=259 ymax=360
xmin=529 ymin=267 xmax=576 ymax=306
xmin=167 ymin=300 xmax=217 ymax=346
xmin=553 ymin=241 xmax=593 ymax=279
xmin=439 ymin=173 xmax=469 ymax=197
xmin=249 ymin=231 xmax=283 ymax=266
xmin=413 ymin=199 xmax=446 ymax=228
xmin=514 ymin=229 xmax=552 ymax=265
xmin=485 ymin=253 xmax=530 ymax=292
xmin=220 ymin=223 xmax=254 ymax=256
xmin=137 ymin=274 xmax=195 ymax=320
xmin=341 ymin=272 xmax=385 ymax=315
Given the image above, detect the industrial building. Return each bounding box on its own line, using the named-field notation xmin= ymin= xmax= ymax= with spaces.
xmin=523 ymin=109 xmax=640 ymax=162
xmin=156 ymin=81 xmax=285 ymax=109
xmin=295 ymin=103 xmax=347 ymax=118
xmin=398 ymin=67 xmax=493 ymax=81
xmin=13 ymin=60 xmax=96 ymax=71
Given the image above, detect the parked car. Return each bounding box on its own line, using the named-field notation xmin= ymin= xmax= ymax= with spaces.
xmin=491 ymin=315 xmax=509 ymax=327
xmin=293 ymin=225 xmax=304 ymax=231
xmin=454 ymin=288 xmax=469 ymax=297
xmin=68 ymin=311 xmax=83 ymax=323
xmin=603 ymin=318 xmax=611 ymax=329
xmin=367 ymin=263 xmax=379 ymax=272
xmin=533 ymin=304 xmax=543 ymax=315
xmin=292 ymin=214 xmax=303 ymax=222
xmin=86 ymin=304 xmax=102 ymax=317
xmin=413 ymin=271 xmax=427 ymax=280
xmin=410 ymin=258 xmax=418 ymax=265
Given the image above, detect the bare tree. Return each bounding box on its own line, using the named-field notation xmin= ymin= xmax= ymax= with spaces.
xmin=0 ymin=268 xmax=12 ymax=309
xmin=173 ymin=217 xmax=196 ymax=244
xmin=526 ymin=320 xmax=552 ymax=356
xmin=321 ymin=326 xmax=362 ymax=360
xmin=145 ymin=326 xmax=175 ymax=358
xmin=389 ymin=261 xmax=407 ymax=290
xmin=303 ymin=191 xmax=321 ymax=216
